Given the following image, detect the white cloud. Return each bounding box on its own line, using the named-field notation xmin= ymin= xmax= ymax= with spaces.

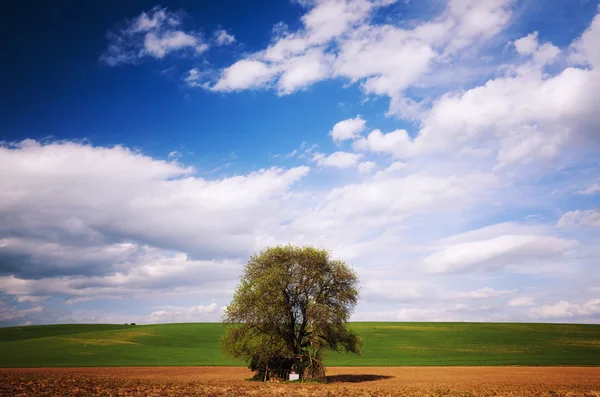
xmin=557 ymin=209 xmax=600 ymax=228
xmin=570 ymin=8 xmax=600 ymax=68
xmin=212 ymin=60 xmax=276 ymax=91
xmin=203 ymin=2 xmax=600 ymax=171
xmin=396 ymin=63 xmax=600 ymax=167
xmin=313 ymin=151 xmax=363 ymax=168
xmin=512 ymin=31 xmax=561 ymax=66
xmin=0 ymin=140 xmax=309 ymax=269
xmin=184 ymin=68 xmax=210 ymax=88
xmin=507 ymin=295 xmax=535 ymax=307
xmin=65 ymin=297 xmax=95 ymax=305
xmin=214 ymin=29 xmax=236 ymax=46
xmin=287 ymin=172 xmax=498 ymax=242
xmin=0 ymin=302 xmax=44 ymax=325
xmin=0 ymin=247 xmax=241 ymax=303
xmin=277 ymin=48 xmax=334 ymax=94
xmin=357 ymin=161 xmax=375 ymax=175
xmin=353 ymin=307 xmax=446 ymax=322
xmin=372 ymin=161 xmax=407 ymax=179
xmin=451 ymin=287 xmax=513 ymax=299
xmin=528 ymin=299 xmax=600 ymax=319
xmin=207 ymin=0 xmax=384 ymax=92
xmin=144 ymin=31 xmax=206 ymax=58
xmin=353 ymin=129 xmax=412 ymax=157
xmin=146 ymin=303 xmax=221 ymax=323
xmin=514 ymin=32 xmax=539 ymax=56
xmin=204 ymin=0 xmax=514 ymax=114
xmin=333 ymin=24 xmax=436 ymax=98
xmin=286 ymin=149 xmax=298 ymax=158
xmin=16 ymin=295 xmax=49 ymax=303
xmin=100 ymin=6 xmax=210 ymax=66
xmin=424 ymin=227 xmax=579 ymax=274
xmin=7 ymin=3 xmax=600 ymax=325
xmin=360 ymin=280 xmax=423 ymax=302
xmin=578 ymin=183 xmax=600 ymax=195
xmin=438 ymin=222 xmax=550 ymax=246
xmin=444 ymin=0 xmax=513 ymax=52
xmin=330 ymin=116 xmax=366 ymax=143
xmin=352 ymin=303 xmax=498 ymax=322
xmin=263 ymin=0 xmax=378 ymax=64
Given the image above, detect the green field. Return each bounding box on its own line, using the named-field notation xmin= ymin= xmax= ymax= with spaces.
xmin=1 ymin=322 xmax=599 ymax=367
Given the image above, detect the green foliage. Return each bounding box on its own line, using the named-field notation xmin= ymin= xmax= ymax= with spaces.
xmin=1 ymin=322 xmax=600 ymax=367
xmin=221 ymin=245 xmax=362 ymax=381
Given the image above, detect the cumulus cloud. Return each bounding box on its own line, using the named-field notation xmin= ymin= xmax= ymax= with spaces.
xmin=0 ymin=301 xmax=44 ymax=326
xmin=198 ymin=2 xmax=600 ymax=171
xmin=214 ymin=29 xmax=236 ymax=46
xmin=424 ymin=222 xmax=579 ymax=274
xmin=570 ymin=8 xmax=600 ymax=67
xmin=5 ymin=2 xmax=600 ymax=325
xmin=450 ymin=287 xmax=513 ymax=300
xmin=0 ymin=139 xmax=310 ymax=307
xmin=357 ymin=161 xmax=376 ymax=175
xmin=0 ymin=135 xmax=595 ymax=323
xmin=17 ymin=295 xmax=49 ymax=303
xmin=353 ymin=129 xmax=412 ymax=157
xmin=355 ymin=56 xmax=598 ymax=168
xmin=507 ymin=295 xmax=535 ymax=307
xmin=372 ymin=161 xmax=407 ymax=179
xmin=352 ymin=303 xmax=499 ymax=322
xmin=147 ymin=303 xmax=222 ymax=323
xmin=578 ymin=183 xmax=600 ymax=195
xmin=557 ymin=209 xmax=600 ymax=228
xmin=211 ymin=60 xmax=276 ymax=91
xmin=528 ymin=299 xmax=600 ymax=319
xmin=375 ymin=63 xmax=596 ymax=168
xmin=514 ymin=32 xmax=539 ymax=56
xmin=199 ymin=0 xmax=514 ymax=108
xmin=313 ymin=151 xmax=363 ymax=168
xmin=360 ymin=280 xmax=423 ymax=302
xmin=0 ymin=249 xmax=241 ymax=303
xmin=100 ymin=6 xmax=210 ymax=66
xmin=284 ymin=171 xmax=498 ymax=248
xmin=330 ymin=116 xmax=366 ymax=142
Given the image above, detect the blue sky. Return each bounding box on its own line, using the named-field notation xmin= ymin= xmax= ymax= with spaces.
xmin=1 ymin=0 xmax=600 ymax=325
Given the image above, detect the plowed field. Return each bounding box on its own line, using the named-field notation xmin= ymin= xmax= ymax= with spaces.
xmin=1 ymin=366 xmax=599 ymax=396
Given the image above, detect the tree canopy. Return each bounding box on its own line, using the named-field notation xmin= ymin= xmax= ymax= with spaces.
xmin=221 ymin=245 xmax=361 ymax=381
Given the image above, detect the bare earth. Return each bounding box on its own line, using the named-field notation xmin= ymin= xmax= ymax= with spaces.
xmin=1 ymin=366 xmax=599 ymax=396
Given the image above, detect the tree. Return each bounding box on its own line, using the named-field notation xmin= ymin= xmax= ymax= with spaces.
xmin=221 ymin=245 xmax=362 ymax=382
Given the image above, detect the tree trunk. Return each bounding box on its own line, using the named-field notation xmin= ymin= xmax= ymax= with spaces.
xmin=300 ymin=354 xmax=325 ymax=382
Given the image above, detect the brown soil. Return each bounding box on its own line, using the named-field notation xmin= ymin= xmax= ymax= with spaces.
xmin=1 ymin=366 xmax=599 ymax=396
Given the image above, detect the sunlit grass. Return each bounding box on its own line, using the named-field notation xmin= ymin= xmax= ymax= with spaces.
xmin=1 ymin=322 xmax=599 ymax=367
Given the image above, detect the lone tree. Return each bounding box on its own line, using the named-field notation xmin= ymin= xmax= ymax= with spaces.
xmin=221 ymin=245 xmax=361 ymax=382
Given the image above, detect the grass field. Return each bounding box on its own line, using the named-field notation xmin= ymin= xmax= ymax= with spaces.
xmin=1 ymin=322 xmax=599 ymax=367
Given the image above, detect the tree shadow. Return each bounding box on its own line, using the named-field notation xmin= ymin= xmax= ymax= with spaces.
xmin=326 ymin=374 xmax=394 ymax=383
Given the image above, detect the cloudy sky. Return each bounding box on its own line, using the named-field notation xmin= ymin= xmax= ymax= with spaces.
xmin=1 ymin=0 xmax=599 ymax=326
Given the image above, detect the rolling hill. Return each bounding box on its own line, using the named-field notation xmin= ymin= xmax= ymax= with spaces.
xmin=1 ymin=322 xmax=599 ymax=367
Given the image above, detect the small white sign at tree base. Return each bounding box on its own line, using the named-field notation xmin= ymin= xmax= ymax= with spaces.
xmin=289 ymin=373 xmax=300 ymax=381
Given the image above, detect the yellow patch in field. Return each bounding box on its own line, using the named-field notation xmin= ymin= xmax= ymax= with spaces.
xmin=484 ymin=345 xmax=534 ymax=354
xmin=75 ymin=352 xmax=95 ymax=356
xmin=553 ymin=339 xmax=600 ymax=347
xmin=397 ymin=346 xmax=483 ymax=353
xmin=371 ymin=325 xmax=455 ymax=332
xmin=113 ymin=331 xmax=157 ymax=339
xmin=60 ymin=331 xmax=158 ymax=346
xmin=59 ymin=337 xmax=139 ymax=346
xmin=396 ymin=345 xmax=531 ymax=354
